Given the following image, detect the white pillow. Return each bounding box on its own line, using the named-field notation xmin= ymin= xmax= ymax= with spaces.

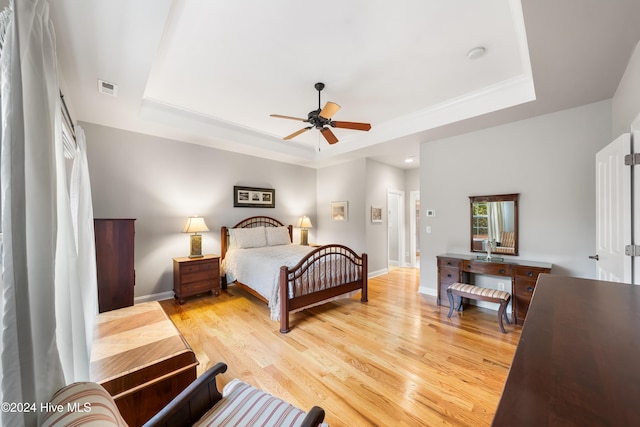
xmin=231 ymin=226 xmax=267 ymax=249
xmin=266 ymin=226 xmax=291 ymax=246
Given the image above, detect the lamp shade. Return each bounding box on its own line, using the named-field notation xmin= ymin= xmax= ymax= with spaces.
xmin=296 ymin=216 xmax=312 ymax=229
xmin=182 ymin=216 xmax=209 ymax=233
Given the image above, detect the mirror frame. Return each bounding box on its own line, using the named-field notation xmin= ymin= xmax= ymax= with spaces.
xmin=469 ymin=193 xmax=519 ymax=256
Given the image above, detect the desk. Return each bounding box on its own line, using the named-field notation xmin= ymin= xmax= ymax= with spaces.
xmin=91 ymin=301 xmax=198 ymax=426
xmin=492 ymin=274 xmax=640 ymax=426
xmin=437 ymin=253 xmax=552 ymax=324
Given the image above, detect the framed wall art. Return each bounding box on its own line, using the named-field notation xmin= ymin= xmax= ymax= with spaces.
xmin=330 ymin=201 xmax=348 ymax=221
xmin=371 ymin=206 xmax=383 ymax=223
xmin=233 ymin=186 xmax=275 ymax=208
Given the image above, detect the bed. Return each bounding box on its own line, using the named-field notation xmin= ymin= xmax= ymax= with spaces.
xmin=221 ymin=216 xmax=368 ymax=333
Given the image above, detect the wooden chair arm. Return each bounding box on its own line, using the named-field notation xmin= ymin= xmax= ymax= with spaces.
xmin=142 ymin=362 xmax=227 ymax=427
xmin=300 ymin=406 xmax=326 ymax=427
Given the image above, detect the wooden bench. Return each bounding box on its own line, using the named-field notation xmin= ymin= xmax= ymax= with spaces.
xmin=447 ymin=282 xmax=511 ymax=333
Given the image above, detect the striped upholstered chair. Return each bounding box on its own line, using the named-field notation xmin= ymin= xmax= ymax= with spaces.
xmin=494 ymin=231 xmax=515 ymax=254
xmin=42 ymin=363 xmax=326 ymax=427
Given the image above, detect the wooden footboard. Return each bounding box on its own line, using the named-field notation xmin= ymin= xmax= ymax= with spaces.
xmin=279 ymin=244 xmax=368 ymax=333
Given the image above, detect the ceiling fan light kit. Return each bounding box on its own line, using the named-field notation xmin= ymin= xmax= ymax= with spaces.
xmin=270 ymin=82 xmax=372 ymax=145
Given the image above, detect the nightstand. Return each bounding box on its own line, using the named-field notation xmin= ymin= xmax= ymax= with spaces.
xmin=172 ymin=254 xmax=220 ymax=304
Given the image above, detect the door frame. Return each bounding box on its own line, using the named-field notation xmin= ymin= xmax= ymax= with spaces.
xmin=387 ymin=189 xmax=405 ymax=268
xmin=409 ymin=190 xmax=420 ymax=268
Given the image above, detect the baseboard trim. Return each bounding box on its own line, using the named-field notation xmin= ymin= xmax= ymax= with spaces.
xmin=135 ymin=291 xmax=174 ymax=304
xmin=418 ymin=286 xmax=437 ymax=296
xmin=369 ymin=268 xmax=388 ymax=278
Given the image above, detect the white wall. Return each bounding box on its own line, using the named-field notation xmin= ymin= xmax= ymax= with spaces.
xmin=316 ymin=159 xmax=367 ymax=255
xmin=83 ymin=122 xmax=317 ymax=299
xmin=419 ymin=100 xmax=612 ymax=293
xmin=613 ymin=40 xmax=640 ymax=137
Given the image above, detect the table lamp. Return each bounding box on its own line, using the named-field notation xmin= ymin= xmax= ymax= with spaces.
xmin=296 ymin=216 xmax=312 ymax=246
xmin=182 ymin=216 xmax=209 ymax=258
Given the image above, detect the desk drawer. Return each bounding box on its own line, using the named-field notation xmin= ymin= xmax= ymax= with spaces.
xmin=438 ymin=257 xmax=462 ymax=268
xmin=463 ymin=261 xmax=511 ymax=277
xmin=514 ymin=266 xmax=548 ymax=279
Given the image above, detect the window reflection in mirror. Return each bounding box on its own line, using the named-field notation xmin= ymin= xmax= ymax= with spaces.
xmin=469 ymin=194 xmax=519 ymax=256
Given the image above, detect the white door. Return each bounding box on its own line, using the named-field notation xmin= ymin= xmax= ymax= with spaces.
xmin=632 ymin=114 xmax=640 ymax=284
xmin=595 ymin=133 xmax=631 ymax=283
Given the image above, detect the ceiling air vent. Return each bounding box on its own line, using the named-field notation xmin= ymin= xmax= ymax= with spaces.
xmin=97 ymin=79 xmax=118 ymax=97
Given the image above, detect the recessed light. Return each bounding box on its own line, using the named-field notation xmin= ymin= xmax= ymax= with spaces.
xmin=405 ymin=157 xmax=415 ymax=163
xmin=467 ymin=46 xmax=486 ymax=60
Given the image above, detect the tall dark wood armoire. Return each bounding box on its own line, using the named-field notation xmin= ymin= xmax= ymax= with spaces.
xmin=94 ymin=218 xmax=136 ymax=312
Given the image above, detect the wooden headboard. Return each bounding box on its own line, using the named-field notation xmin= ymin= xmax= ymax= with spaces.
xmin=220 ymin=216 xmax=293 ymax=260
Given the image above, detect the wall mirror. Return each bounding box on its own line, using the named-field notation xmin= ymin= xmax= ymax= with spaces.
xmin=470 ymin=193 xmax=519 ymax=256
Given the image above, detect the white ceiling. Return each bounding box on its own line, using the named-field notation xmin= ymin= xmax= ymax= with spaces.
xmin=50 ymin=0 xmax=640 ymax=170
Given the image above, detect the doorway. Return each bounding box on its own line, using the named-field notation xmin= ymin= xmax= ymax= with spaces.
xmin=387 ymin=189 xmax=405 ymax=268
xmin=409 ymin=191 xmax=420 ymax=268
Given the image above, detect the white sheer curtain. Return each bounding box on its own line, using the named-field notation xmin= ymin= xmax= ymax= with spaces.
xmin=56 ymin=124 xmax=97 ymax=381
xmin=487 ymin=201 xmax=505 ymax=245
xmin=0 ymin=1 xmax=97 ymax=425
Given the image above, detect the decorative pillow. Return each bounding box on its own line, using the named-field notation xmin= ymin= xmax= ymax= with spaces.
xmin=266 ymin=226 xmax=291 ymax=246
xmin=231 ymin=226 xmax=267 ymax=249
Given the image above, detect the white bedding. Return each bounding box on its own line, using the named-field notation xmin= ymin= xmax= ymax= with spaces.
xmin=222 ymin=244 xmax=314 ymax=320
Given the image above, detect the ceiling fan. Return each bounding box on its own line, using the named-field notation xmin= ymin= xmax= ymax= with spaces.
xmin=270 ymin=82 xmax=371 ymax=145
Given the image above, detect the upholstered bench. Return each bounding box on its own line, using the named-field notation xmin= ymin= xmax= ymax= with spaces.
xmin=447 ymin=282 xmax=511 ymax=333
xmin=42 ymin=363 xmax=327 ymax=427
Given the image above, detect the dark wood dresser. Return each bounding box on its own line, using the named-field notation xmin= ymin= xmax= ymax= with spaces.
xmin=492 ymin=274 xmax=640 ymax=426
xmin=436 ymin=253 xmax=552 ymax=324
xmin=94 ymin=218 xmax=135 ymax=312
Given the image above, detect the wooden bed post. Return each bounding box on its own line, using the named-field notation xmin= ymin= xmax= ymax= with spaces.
xmin=361 ymin=253 xmax=368 ymax=302
xmin=220 ymin=226 xmax=228 ymax=289
xmin=279 ymin=266 xmax=290 ymax=333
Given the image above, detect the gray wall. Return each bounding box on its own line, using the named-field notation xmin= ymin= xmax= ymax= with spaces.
xmin=315 ymin=158 xmax=410 ymax=275
xmin=85 ymin=122 xmax=410 ymax=299
xmin=84 ymin=122 xmax=317 ymax=299
xmin=316 ymin=159 xmax=367 ymax=255
xmin=365 ymin=159 xmax=406 ymax=274
xmin=419 ymin=99 xmax=612 ymax=294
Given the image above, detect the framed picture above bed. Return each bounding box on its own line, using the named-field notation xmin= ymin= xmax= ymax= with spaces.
xmin=233 ymin=186 xmax=275 ymax=208
xmin=330 ymin=201 xmax=348 ymax=221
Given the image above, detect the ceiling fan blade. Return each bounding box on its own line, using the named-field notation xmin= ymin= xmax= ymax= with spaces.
xmin=320 ymin=127 xmax=339 ymax=145
xmin=332 ymin=121 xmax=372 ymax=131
xmin=319 ymin=102 xmax=341 ymax=120
xmin=270 ymin=114 xmax=307 ymax=122
xmin=284 ymin=127 xmax=312 ymax=140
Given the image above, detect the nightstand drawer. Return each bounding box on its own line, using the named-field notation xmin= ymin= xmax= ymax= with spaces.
xmin=181 ymin=281 xmax=216 ymax=294
xmin=181 ymin=261 xmax=217 ymax=274
xmin=181 ymin=269 xmax=217 ymax=284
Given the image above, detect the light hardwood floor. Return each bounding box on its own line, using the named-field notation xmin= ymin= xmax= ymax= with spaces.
xmin=159 ymin=268 xmax=521 ymax=427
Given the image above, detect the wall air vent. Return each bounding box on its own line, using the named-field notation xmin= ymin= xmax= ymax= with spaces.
xmin=97 ymin=79 xmax=118 ymax=97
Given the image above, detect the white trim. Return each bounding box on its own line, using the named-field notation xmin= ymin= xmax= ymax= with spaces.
xmin=387 ymin=189 xmax=406 ymax=268
xmin=409 ymin=190 xmax=420 ymax=268
xmin=418 ymin=286 xmax=437 ymax=296
xmin=135 ymin=291 xmax=174 ymax=304
xmin=368 ymin=268 xmax=388 ymax=279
